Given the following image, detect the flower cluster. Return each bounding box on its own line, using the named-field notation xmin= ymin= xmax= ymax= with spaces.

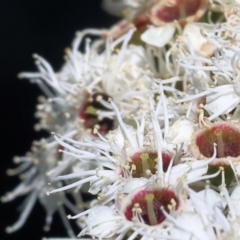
xmin=4 ymin=0 xmax=240 ymax=239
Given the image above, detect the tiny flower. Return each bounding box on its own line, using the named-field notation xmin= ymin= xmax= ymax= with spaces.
xmin=104 ymin=0 xmax=210 ymax=44
xmin=2 ymin=137 xmax=81 ymax=237
xmin=120 ymin=185 xmax=180 ymax=226
xmin=141 ymin=0 xmax=210 ymax=46
xmin=9 ymin=1 xmax=240 ymax=239
xmin=19 ymin=29 xmax=152 ymax=138
xmin=189 ymin=119 xmax=240 ymax=185
xmin=149 ymin=0 xmax=209 ymax=27
xmin=176 ymin=14 xmax=240 ymax=121
xmin=47 ymin=97 xmax=176 ymax=202
xmin=79 ymin=92 xmax=114 ymax=135
xmin=78 ymin=162 xmax=222 ymax=240
xmin=189 ymin=119 xmax=240 ymax=161
xmin=48 ymin=95 xmax=222 ymax=239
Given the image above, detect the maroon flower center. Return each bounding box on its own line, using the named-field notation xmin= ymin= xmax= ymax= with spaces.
xmin=124 ymin=189 xmax=179 ymax=226
xmin=196 ymin=124 xmax=240 ymax=158
xmin=153 ymin=0 xmax=201 ymax=22
xmin=79 ymin=92 xmax=114 ymax=136
xmin=129 ymin=151 xmax=172 ymax=178
xmin=133 ymin=16 xmax=150 ymax=30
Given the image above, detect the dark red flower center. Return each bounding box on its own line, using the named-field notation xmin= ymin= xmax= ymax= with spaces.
xmin=79 ymin=92 xmax=114 ymax=136
xmin=124 ymin=188 xmax=179 ymax=225
xmin=154 ymin=0 xmax=201 ymax=22
xmin=196 ymin=124 xmax=240 ymax=158
xmin=133 ymin=16 xmax=150 ymax=30
xmin=129 ymin=151 xmax=172 ymax=178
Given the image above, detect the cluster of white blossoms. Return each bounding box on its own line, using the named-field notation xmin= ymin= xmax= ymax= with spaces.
xmin=4 ymin=0 xmax=240 ymax=239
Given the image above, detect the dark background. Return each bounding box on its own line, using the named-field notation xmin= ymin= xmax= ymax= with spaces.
xmin=0 ymin=1 xmax=118 ymax=239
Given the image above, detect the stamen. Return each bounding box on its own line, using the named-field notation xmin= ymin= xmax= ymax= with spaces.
xmin=219 ymin=166 xmax=226 ymax=188
xmin=145 ymin=194 xmax=158 ymax=226
xmin=214 ymin=129 xmax=224 ymax=158
xmin=86 ymin=106 xmax=97 ymax=115
xmin=140 ymin=153 xmax=150 ymax=178
xmin=170 ymin=198 xmax=177 ymax=210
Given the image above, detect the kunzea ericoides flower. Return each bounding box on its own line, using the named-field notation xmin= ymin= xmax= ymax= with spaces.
xmin=18 ymin=29 xmax=152 ymax=138
xmin=189 ymin=118 xmax=240 ymax=186
xmin=103 ymin=0 xmax=210 ymax=44
xmin=46 ymin=98 xmax=176 ymax=203
xmin=1 ymin=136 xmax=82 ymax=237
xmin=75 ymin=162 xmax=223 ymax=240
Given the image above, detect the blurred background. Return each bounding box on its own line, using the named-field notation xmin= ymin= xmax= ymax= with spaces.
xmin=0 ymin=1 xmax=118 ymax=239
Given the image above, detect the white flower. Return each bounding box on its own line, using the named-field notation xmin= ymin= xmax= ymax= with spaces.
xmin=19 ymin=29 xmax=152 ymax=138
xmin=77 ymin=169 xmax=225 ymax=240
xmin=103 ymin=0 xmax=210 ymax=45
xmin=9 ymin=1 xmax=240 ymax=239
xmin=176 ymin=16 xmax=240 ymax=121
xmin=45 ymin=95 xmax=224 ymax=240
xmin=2 ymin=137 xmax=81 ymax=237
xmin=46 ymin=100 xmax=165 ymax=200
xmin=47 ymin=84 xmax=219 ymax=196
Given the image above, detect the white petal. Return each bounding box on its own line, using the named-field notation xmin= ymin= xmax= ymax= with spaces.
xmin=141 ymin=24 xmax=175 ymax=47
xmin=89 ymin=172 xmax=118 ymax=195
xmin=205 ymin=91 xmax=239 ymax=116
xmin=86 ymin=206 xmax=124 ymax=237
xmin=170 ymin=213 xmax=211 ymax=240
xmin=197 ymin=188 xmax=226 ymax=210
xmin=165 ymin=116 xmax=195 ymax=144
xmin=87 ymin=206 xmax=117 ymax=226
xmin=183 ymin=23 xmax=206 ymax=48
xmin=121 ymin=178 xmax=148 ymax=193
xmin=229 ymin=186 xmax=240 ymax=218
xmin=231 ymin=185 xmax=240 ymax=200
xmin=106 ymin=125 xmax=138 ymax=151
xmin=168 ymin=161 xmax=208 ymax=186
xmin=235 ymin=163 xmax=240 ymax=177
xmin=183 ymin=23 xmax=215 ymax=56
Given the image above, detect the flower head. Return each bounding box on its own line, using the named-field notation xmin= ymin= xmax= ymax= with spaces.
xmin=2 ymin=137 xmax=81 ymax=237
xmin=19 ymin=29 xmax=152 ymax=139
